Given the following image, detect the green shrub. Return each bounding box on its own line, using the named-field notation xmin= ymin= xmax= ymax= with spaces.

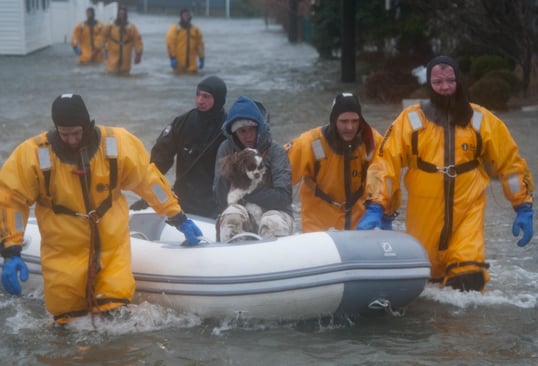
xmin=457 ymin=56 xmax=472 ymax=74
xmin=363 ymin=70 xmax=419 ymax=103
xmin=470 ymin=55 xmax=511 ymax=81
xmin=469 ymin=77 xmax=511 ymax=110
xmin=483 ymin=69 xmax=521 ymax=94
xmin=408 ymin=86 xmax=429 ymax=98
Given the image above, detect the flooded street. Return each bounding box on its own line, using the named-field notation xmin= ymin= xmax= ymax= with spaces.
xmin=0 ymin=13 xmax=537 ymax=366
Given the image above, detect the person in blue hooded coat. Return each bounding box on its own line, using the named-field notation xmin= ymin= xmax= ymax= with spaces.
xmin=213 ymin=96 xmax=294 ymax=241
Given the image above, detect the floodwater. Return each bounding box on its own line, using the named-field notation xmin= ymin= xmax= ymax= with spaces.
xmin=1 ymin=13 xmax=537 ymax=366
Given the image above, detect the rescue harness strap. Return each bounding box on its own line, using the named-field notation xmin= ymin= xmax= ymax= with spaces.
xmin=408 ymin=110 xmax=483 ymax=250
xmin=36 ymin=130 xmax=119 ymax=321
xmin=43 ymin=158 xmax=117 ymax=223
xmin=409 ymin=110 xmax=483 ymax=178
xmin=174 ymin=26 xmax=192 ymax=69
xmin=304 ymin=176 xmax=365 ymax=213
xmin=118 ymin=25 xmax=125 ymax=70
xmin=305 ymin=158 xmax=368 ymax=215
xmin=89 ymin=24 xmax=95 ymax=53
xmin=185 ymin=28 xmax=191 ymax=69
xmin=411 ymin=129 xmax=482 ymax=178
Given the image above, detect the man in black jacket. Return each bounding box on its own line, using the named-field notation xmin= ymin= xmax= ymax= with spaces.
xmin=131 ymin=76 xmax=227 ymax=218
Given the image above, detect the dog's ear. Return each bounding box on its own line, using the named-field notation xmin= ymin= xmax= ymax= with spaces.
xmin=219 ymin=151 xmax=244 ymax=179
xmin=233 ymin=151 xmax=249 ymax=175
xmin=218 ymin=154 xmax=234 ymax=179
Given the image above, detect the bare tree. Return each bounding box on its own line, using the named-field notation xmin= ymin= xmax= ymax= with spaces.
xmin=412 ymin=0 xmax=537 ymax=94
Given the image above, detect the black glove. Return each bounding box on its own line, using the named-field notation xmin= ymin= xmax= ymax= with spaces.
xmin=130 ymin=199 xmax=149 ymax=211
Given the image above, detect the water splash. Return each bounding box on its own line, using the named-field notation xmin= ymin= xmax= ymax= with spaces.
xmin=420 ymin=283 xmax=537 ymax=309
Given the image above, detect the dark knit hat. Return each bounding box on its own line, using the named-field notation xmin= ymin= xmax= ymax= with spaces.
xmin=51 ymin=93 xmax=91 ymax=128
xmin=329 ymin=92 xmax=362 ymax=125
xmin=197 ymin=76 xmax=227 ymax=112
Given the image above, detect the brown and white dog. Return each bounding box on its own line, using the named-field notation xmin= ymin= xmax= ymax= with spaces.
xmin=218 ymin=148 xmax=268 ymax=240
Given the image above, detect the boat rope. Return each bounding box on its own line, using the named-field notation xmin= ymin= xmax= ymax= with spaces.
xmin=368 ymin=299 xmax=406 ymax=317
xmin=87 ymin=216 xmax=100 ymax=327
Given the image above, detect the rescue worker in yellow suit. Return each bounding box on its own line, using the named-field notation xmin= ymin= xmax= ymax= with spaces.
xmin=357 ymin=55 xmax=534 ymax=292
xmin=0 ymin=94 xmax=203 ymax=324
xmin=101 ymin=6 xmax=143 ymax=74
xmin=166 ymin=8 xmax=205 ymax=74
xmin=285 ymin=93 xmax=385 ymax=232
xmin=71 ymin=7 xmax=105 ymax=64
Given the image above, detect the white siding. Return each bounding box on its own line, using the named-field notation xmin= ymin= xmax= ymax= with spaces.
xmin=51 ymin=1 xmax=115 ymax=45
xmin=0 ymin=1 xmax=25 ymax=54
xmin=0 ymin=0 xmax=115 ymax=55
xmin=24 ymin=5 xmax=53 ymax=53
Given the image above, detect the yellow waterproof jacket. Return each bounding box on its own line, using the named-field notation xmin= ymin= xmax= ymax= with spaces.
xmin=102 ymin=22 xmax=143 ymax=73
xmin=286 ymin=126 xmax=383 ymax=232
xmin=166 ymin=23 xmax=204 ymax=73
xmin=71 ymin=20 xmax=105 ymax=64
xmin=366 ymin=103 xmax=534 ymax=284
xmin=0 ymin=126 xmax=182 ymax=321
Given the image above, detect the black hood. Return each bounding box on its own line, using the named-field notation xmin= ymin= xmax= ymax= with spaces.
xmin=426 ymin=55 xmax=473 ymax=126
xmin=324 ymin=93 xmax=375 ymax=155
xmin=115 ymin=5 xmax=128 ymax=26
xmin=197 ymin=76 xmax=227 ymax=119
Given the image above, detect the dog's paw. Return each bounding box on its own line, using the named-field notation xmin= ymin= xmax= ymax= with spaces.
xmin=227 ymin=190 xmax=243 ymax=204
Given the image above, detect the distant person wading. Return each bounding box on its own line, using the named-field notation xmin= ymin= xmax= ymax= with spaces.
xmin=101 ymin=6 xmax=143 ymax=74
xmin=71 ymin=7 xmax=105 ymax=64
xmin=166 ymin=8 xmax=205 ymax=74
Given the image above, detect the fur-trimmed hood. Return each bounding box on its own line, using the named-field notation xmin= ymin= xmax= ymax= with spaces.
xmin=222 ymin=96 xmax=271 ymax=152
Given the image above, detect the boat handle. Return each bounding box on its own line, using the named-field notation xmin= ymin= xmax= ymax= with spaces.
xmin=368 ymin=299 xmax=406 ymax=317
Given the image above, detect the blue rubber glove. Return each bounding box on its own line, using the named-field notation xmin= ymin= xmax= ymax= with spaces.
xmin=512 ymin=203 xmax=533 ymax=247
xmin=178 ymin=219 xmax=203 ymax=246
xmin=356 ymin=204 xmax=384 ymax=230
xmin=72 ymin=46 xmax=81 ymax=55
xmin=170 ymin=57 xmax=178 ymax=68
xmin=103 ymin=49 xmax=108 ymax=59
xmin=2 ymin=256 xmax=29 ymax=295
xmin=198 ymin=57 xmax=204 ymax=70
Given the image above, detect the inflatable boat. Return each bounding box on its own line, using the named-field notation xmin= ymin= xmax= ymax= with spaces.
xmin=14 ymin=210 xmax=431 ymax=320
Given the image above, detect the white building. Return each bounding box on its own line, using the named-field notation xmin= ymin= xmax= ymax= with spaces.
xmin=0 ymin=0 xmax=116 ymax=55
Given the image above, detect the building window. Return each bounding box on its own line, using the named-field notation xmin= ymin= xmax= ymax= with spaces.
xmin=27 ymin=0 xmax=43 ymax=13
